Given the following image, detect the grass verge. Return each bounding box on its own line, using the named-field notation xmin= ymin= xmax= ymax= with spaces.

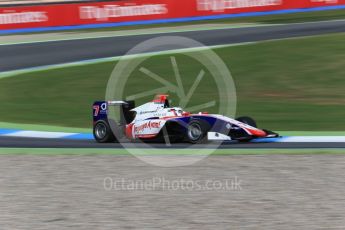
xmin=0 ymin=33 xmax=344 ymax=131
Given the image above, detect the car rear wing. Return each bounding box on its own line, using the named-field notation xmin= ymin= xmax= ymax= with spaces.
xmin=93 ymin=100 xmax=135 ymax=125
xmin=107 ymin=101 xmax=128 ymax=106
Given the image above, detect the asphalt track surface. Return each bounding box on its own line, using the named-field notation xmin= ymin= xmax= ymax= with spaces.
xmin=1 ymin=136 xmax=345 ymax=148
xmin=2 ymin=20 xmax=345 ymax=71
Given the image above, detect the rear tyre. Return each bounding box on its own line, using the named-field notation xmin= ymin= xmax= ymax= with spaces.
xmin=93 ymin=120 xmax=116 ymax=143
xmin=185 ymin=120 xmax=210 ymax=144
xmin=236 ymin=116 xmax=257 ymax=128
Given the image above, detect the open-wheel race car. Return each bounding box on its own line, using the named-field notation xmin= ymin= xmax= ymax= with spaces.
xmin=92 ymin=95 xmax=278 ymax=144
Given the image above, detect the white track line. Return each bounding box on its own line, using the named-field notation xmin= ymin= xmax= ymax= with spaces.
xmin=2 ymin=130 xmax=345 ymax=142
xmin=280 ymin=136 xmax=345 ymax=142
xmin=0 ymin=42 xmax=255 ymax=79
xmin=252 ymin=136 xmax=345 ymax=143
xmin=4 ymin=131 xmax=77 ymax=139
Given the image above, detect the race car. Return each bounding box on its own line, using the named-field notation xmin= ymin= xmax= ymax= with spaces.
xmin=92 ymin=95 xmax=278 ymax=143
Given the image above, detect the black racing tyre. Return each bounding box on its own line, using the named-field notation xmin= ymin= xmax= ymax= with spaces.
xmin=185 ymin=119 xmax=210 ymax=144
xmin=236 ymin=116 xmax=257 ymax=128
xmin=93 ymin=120 xmax=116 ymax=143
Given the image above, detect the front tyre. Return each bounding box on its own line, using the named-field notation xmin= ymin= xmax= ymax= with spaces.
xmin=236 ymin=116 xmax=257 ymax=128
xmin=93 ymin=120 xmax=116 ymax=143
